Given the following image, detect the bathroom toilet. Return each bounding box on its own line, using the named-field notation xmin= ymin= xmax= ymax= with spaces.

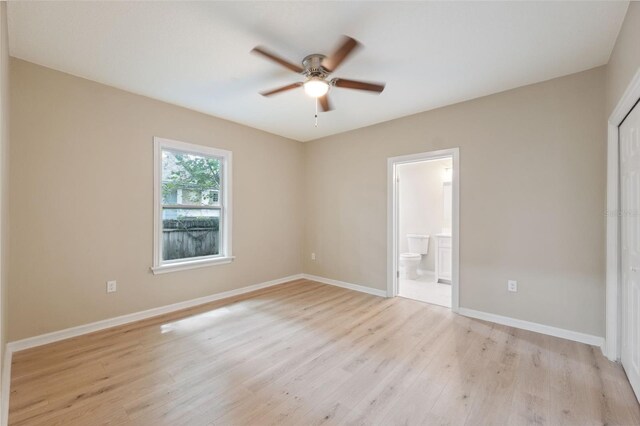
xmin=400 ymin=253 xmax=422 ymax=280
xmin=400 ymin=234 xmax=429 ymax=280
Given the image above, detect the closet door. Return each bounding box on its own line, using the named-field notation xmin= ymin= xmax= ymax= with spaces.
xmin=620 ymin=101 xmax=640 ymax=402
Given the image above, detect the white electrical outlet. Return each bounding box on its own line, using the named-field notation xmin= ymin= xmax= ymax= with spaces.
xmin=311 ymin=252 xmax=316 ymax=261
xmin=507 ymin=280 xmax=518 ymax=292
xmin=106 ymin=280 xmax=117 ymax=293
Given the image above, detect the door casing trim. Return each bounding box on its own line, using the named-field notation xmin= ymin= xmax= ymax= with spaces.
xmin=387 ymin=148 xmax=460 ymax=312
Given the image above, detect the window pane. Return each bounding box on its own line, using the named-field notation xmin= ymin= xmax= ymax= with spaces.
xmin=205 ymin=189 xmax=219 ymax=205
xmin=162 ymin=209 xmax=220 ymax=261
xmin=162 ymin=149 xmax=221 ymax=207
xmin=163 ymin=189 xmax=178 ymax=204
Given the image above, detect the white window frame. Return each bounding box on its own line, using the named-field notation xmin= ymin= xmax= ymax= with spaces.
xmin=151 ymin=137 xmax=233 ymax=274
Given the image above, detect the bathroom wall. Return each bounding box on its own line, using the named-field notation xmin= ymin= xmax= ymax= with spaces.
xmin=398 ymin=158 xmax=452 ymax=272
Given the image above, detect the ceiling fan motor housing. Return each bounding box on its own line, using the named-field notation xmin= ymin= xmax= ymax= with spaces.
xmin=302 ymin=54 xmax=329 ymax=79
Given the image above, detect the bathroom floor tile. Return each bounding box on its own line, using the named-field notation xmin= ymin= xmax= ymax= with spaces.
xmin=398 ymin=276 xmax=451 ymax=308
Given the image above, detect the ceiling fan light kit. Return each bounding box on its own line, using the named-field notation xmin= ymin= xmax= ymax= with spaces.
xmin=303 ymin=77 xmax=329 ymax=98
xmin=252 ymin=36 xmax=386 ymax=125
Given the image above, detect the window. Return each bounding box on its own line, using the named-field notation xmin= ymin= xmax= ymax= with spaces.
xmin=152 ymin=137 xmax=233 ymax=274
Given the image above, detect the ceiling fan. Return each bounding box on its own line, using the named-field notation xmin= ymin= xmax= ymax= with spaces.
xmin=251 ymin=36 xmax=385 ymax=113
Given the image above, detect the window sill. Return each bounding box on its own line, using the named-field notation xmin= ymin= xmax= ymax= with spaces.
xmin=151 ymin=256 xmax=235 ymax=275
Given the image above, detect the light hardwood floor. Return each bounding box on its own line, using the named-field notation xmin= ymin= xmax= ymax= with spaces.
xmin=9 ymin=279 xmax=640 ymax=425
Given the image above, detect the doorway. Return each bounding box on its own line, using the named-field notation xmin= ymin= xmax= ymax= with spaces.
xmin=387 ymin=148 xmax=459 ymax=311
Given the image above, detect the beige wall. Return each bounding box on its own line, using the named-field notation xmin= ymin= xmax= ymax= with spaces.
xmin=606 ymin=2 xmax=640 ymax=116
xmin=304 ymin=67 xmax=607 ymax=336
xmin=8 ymin=24 xmax=623 ymax=341
xmin=8 ymin=59 xmax=304 ymax=341
xmin=0 ymin=1 xmax=9 ymax=396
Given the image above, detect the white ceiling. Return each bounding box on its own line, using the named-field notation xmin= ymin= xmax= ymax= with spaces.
xmin=7 ymin=1 xmax=629 ymax=142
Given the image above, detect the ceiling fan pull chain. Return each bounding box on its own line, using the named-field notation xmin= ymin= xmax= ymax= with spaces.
xmin=315 ymin=98 xmax=318 ymax=127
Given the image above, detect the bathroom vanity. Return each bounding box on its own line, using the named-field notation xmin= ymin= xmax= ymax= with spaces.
xmin=435 ymin=234 xmax=452 ymax=283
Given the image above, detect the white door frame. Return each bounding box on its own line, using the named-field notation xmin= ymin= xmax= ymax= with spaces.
xmin=387 ymin=148 xmax=460 ymax=312
xmin=605 ymin=68 xmax=640 ymax=361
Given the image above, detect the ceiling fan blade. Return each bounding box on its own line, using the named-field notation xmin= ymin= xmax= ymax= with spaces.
xmin=332 ymin=78 xmax=385 ymax=93
xmin=319 ymin=94 xmax=332 ymax=112
xmin=260 ymin=82 xmax=303 ymax=97
xmin=251 ymin=46 xmax=304 ymax=73
xmin=322 ymin=36 xmax=361 ymax=73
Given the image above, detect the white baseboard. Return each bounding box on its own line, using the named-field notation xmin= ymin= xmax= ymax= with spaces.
xmin=0 ymin=274 xmax=607 ymax=426
xmin=302 ymin=274 xmax=388 ymax=298
xmin=0 ymin=273 xmax=306 ymax=426
xmin=1 ymin=347 xmax=11 ymax=426
xmin=5 ymin=273 xmax=383 ymax=354
xmin=7 ymin=273 xmax=305 ymax=353
xmin=302 ymin=275 xmax=604 ymax=349
xmin=458 ymin=307 xmax=605 ymax=348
